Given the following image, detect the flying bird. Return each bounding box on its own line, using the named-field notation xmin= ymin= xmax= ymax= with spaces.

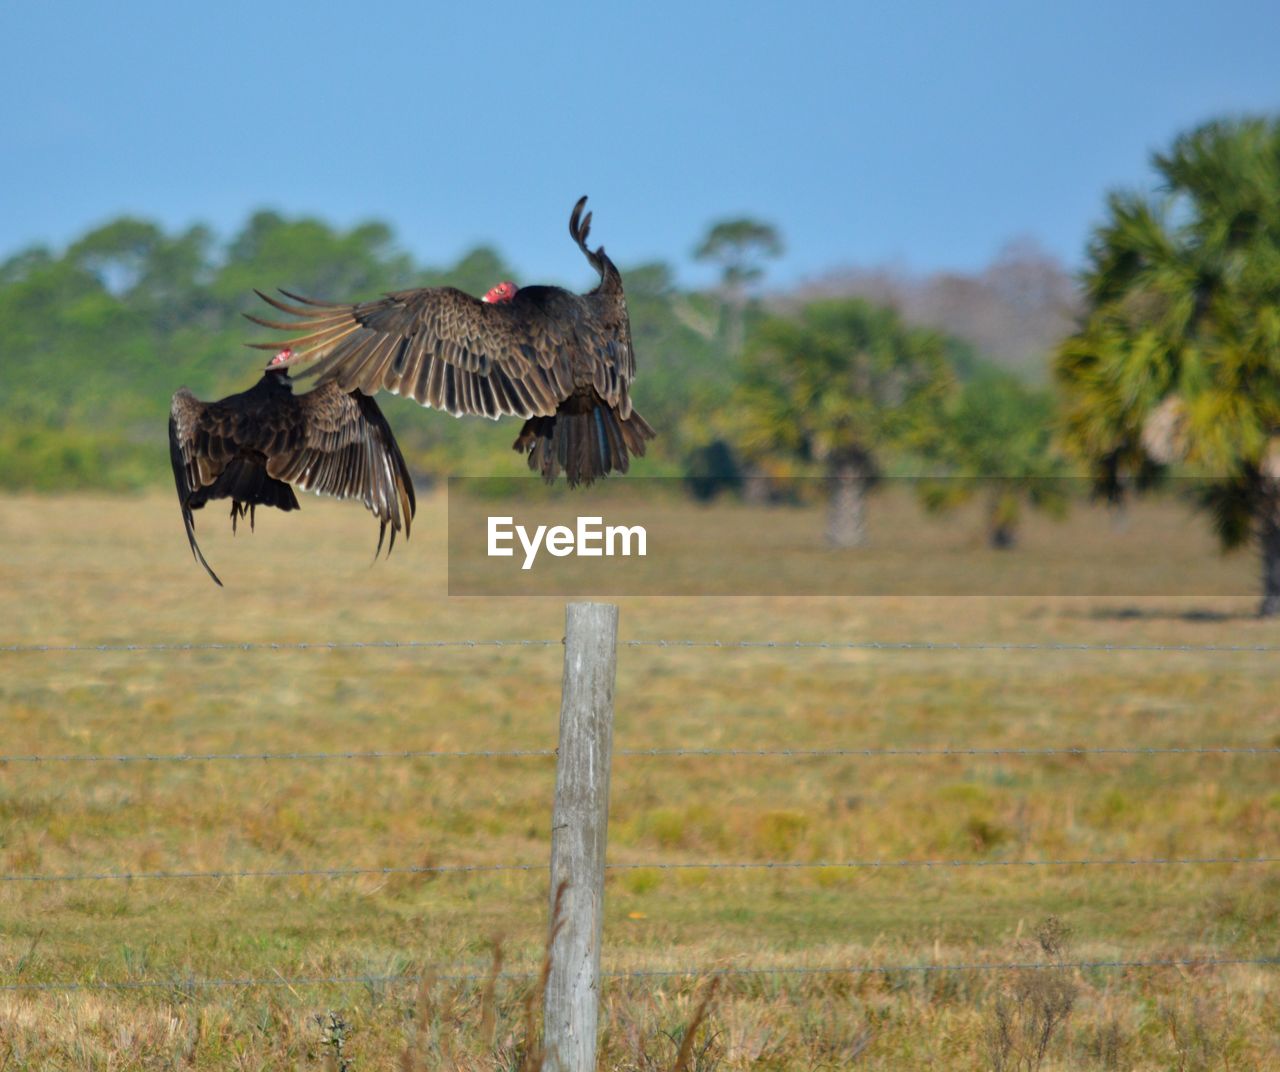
xmin=169 ymin=360 xmax=416 ymax=586
xmin=246 ymin=196 xmax=655 ymax=487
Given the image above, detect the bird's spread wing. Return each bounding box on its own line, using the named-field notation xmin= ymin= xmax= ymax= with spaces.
xmin=169 ymin=388 xmax=225 ymax=585
xmin=246 ymin=284 xmax=635 ymax=419
xmin=267 ymin=382 xmax=416 ymax=556
xmin=169 ymin=374 xmax=415 ymax=584
xmin=170 ymin=387 xmax=234 ymax=497
xmin=573 ymin=288 xmax=637 ymax=419
xmin=169 ymin=382 xmax=304 ymax=586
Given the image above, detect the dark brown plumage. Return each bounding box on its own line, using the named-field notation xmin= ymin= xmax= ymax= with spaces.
xmin=169 ymin=370 xmax=415 ymax=586
xmin=246 ymin=196 xmax=655 ymax=487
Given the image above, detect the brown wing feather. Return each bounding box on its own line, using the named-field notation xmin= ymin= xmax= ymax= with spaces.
xmin=169 ymin=389 xmax=225 ymax=585
xmin=245 ymin=200 xmax=639 ymax=420
xmin=571 ymin=290 xmax=636 ymax=417
xmin=246 ymin=286 xmax=578 ymax=420
xmin=267 ymin=382 xmax=416 ymax=556
xmin=169 ymin=379 xmax=305 ymax=585
xmin=169 ymin=373 xmax=415 ymax=584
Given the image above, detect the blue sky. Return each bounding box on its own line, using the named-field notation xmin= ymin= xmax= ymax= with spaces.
xmin=2 ymin=1 xmax=1277 ymax=290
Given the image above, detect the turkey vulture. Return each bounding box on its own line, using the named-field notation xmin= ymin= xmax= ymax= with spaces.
xmin=246 ymin=196 xmax=655 ymax=487
xmin=169 ymin=365 xmax=415 ymax=586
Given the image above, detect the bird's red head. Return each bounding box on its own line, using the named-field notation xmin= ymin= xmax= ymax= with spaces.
xmin=269 ymin=347 xmax=294 ymax=366
xmin=482 ymin=281 xmax=518 ymax=304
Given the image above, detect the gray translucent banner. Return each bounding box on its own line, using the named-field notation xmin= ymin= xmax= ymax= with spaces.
xmin=446 ymin=478 xmax=1255 ymax=597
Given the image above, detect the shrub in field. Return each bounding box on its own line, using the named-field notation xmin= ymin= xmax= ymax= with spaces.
xmin=983 ymin=917 xmax=1079 ymax=1072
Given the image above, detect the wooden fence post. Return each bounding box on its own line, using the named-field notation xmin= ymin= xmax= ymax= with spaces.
xmin=543 ymin=602 xmax=619 ymax=1072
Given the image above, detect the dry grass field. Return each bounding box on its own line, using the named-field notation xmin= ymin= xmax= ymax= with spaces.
xmin=1 ymin=488 xmax=1278 ymax=1069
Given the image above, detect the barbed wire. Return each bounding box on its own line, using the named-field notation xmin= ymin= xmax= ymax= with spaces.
xmin=4 ymin=637 xmax=1279 ymax=656
xmin=625 ymin=639 xmax=1280 ymax=654
xmin=5 ymin=743 xmax=1275 ymax=765
xmin=0 ymin=747 xmax=558 ymax=764
xmin=605 ymin=855 xmax=1280 ymax=872
xmin=7 ymin=855 xmax=1276 ymax=885
xmin=4 ymin=955 xmax=1276 ymax=993
xmin=621 ymin=745 xmax=1280 ymax=759
xmin=2 ymin=863 xmax=541 ymax=883
xmin=609 ymin=956 xmax=1280 ymax=978
xmin=0 ymin=639 xmax=559 ymax=655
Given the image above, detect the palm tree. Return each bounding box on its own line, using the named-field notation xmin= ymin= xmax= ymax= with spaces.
xmin=921 ymin=368 xmax=1069 ymax=548
xmin=732 ymin=298 xmax=952 ymax=547
xmin=1056 ymin=117 xmax=1280 ymax=614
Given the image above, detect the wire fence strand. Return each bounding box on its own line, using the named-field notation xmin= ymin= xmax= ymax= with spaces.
xmin=621 ymin=745 xmax=1280 ymax=759
xmin=5 ymin=637 xmax=1280 ymax=656
xmin=605 ymin=856 xmax=1280 ymax=872
xmin=624 ymin=639 xmax=1280 ymax=654
xmin=0 ymin=639 xmax=560 ymax=655
xmin=0 ymin=747 xmax=558 ymax=764
xmin=5 ymin=744 xmax=1276 ymax=765
xmin=7 ymin=855 xmax=1276 ymax=884
xmin=4 ymin=955 xmax=1276 ymax=993
xmin=2 ymin=863 xmax=542 ymax=883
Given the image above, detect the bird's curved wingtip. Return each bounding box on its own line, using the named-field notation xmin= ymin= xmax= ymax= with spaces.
xmin=183 ymin=510 xmax=224 ymax=586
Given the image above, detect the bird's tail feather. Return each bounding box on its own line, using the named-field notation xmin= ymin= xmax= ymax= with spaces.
xmin=191 ymin=460 xmax=301 ymax=517
xmin=513 ymin=395 xmax=655 ymax=488
xmin=240 ymin=462 xmax=297 ymax=515
xmin=179 ymin=460 xmax=301 ymax=585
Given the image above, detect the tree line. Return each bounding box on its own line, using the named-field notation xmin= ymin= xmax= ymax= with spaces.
xmin=0 ymin=203 xmax=1062 ymax=515
xmin=0 ymin=209 xmax=735 ymax=492
xmin=2 ymin=116 xmax=1278 ymax=610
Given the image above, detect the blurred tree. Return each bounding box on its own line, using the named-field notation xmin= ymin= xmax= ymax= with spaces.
xmin=418 ymin=245 xmax=513 ymax=296
xmin=694 ymin=217 xmax=782 ymax=355
xmin=0 ymin=246 xmax=55 ymax=286
xmin=70 ymin=219 xmax=218 ymax=335
xmin=617 ymin=259 xmax=733 ymax=466
xmin=732 ymin=298 xmax=953 ymax=547
xmin=218 ymin=213 xmax=415 ymax=309
xmin=0 ymin=212 xmax=762 ymax=491
xmin=1055 ymin=116 xmax=1280 ymax=613
xmin=68 ymin=218 xmax=166 ymax=295
xmin=684 ymin=438 xmax=743 ymax=502
xmin=0 ymin=212 xmax=424 ymax=489
xmin=920 ymin=368 xmax=1069 ymax=548
xmin=791 ymin=241 xmax=1078 ymax=382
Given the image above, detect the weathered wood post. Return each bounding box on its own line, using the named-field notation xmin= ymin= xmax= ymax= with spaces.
xmin=543 ymin=602 xmax=619 ymax=1072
